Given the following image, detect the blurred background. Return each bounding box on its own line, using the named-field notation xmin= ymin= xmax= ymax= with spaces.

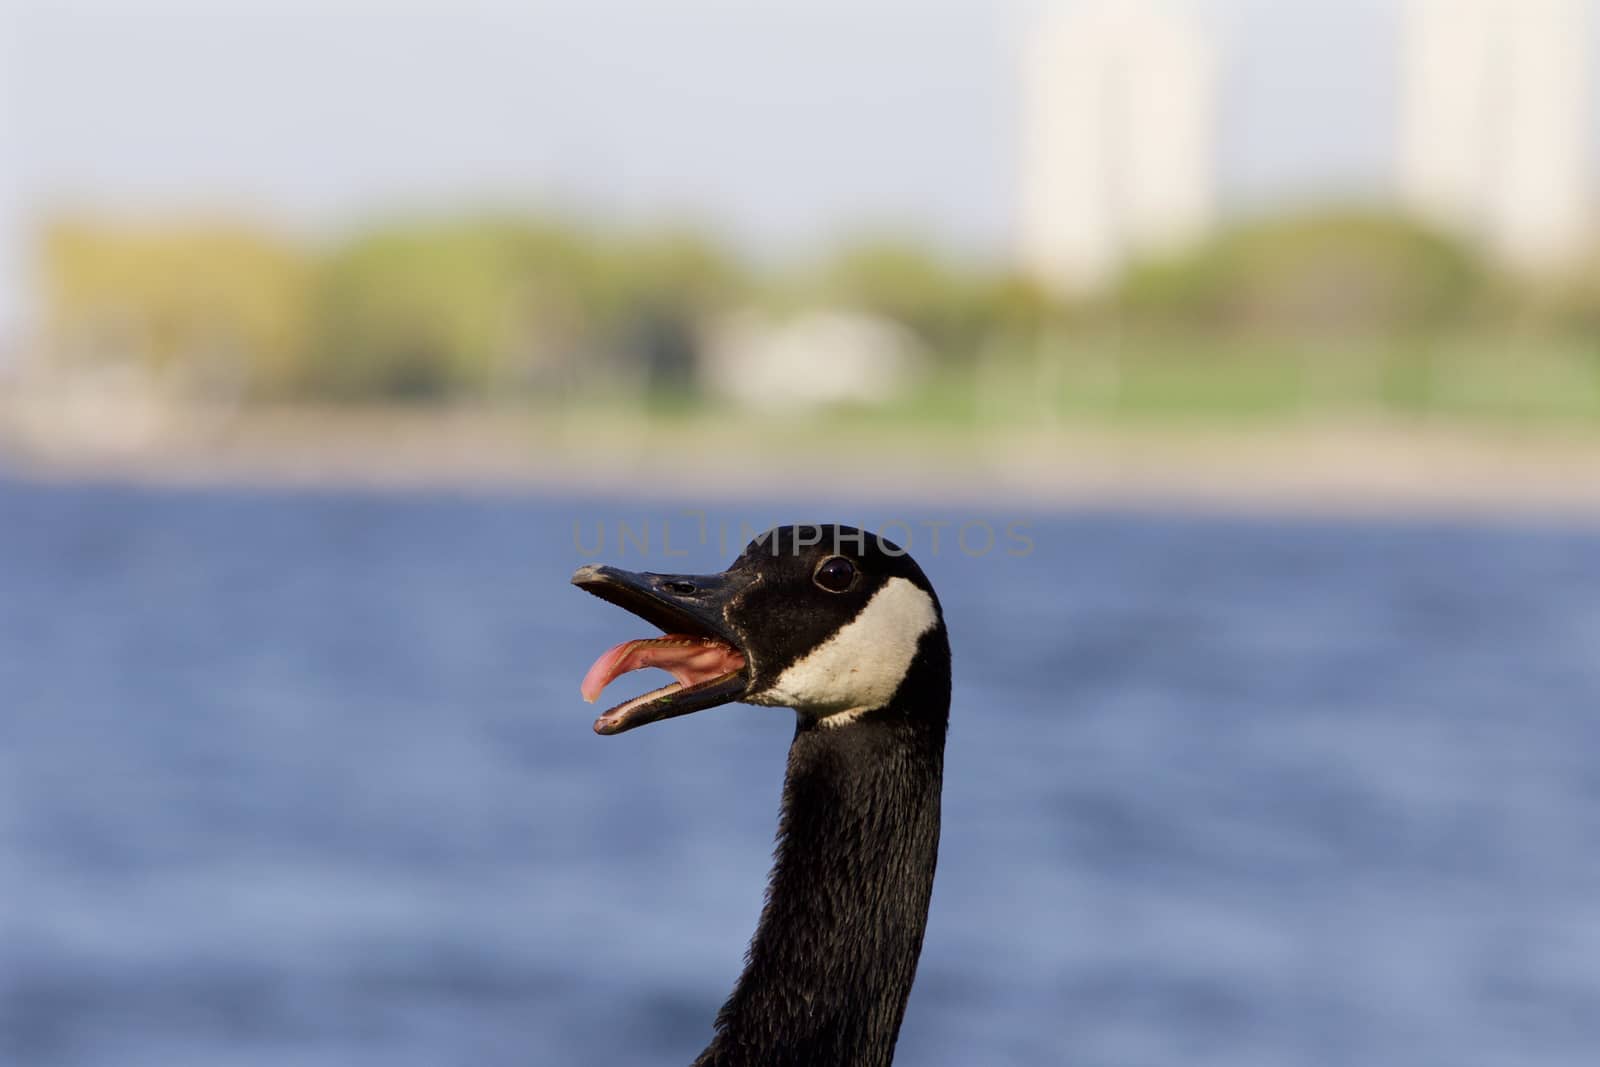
xmin=3 ymin=1 xmax=1600 ymax=1064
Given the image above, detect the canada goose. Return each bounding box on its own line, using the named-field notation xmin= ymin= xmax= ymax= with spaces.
xmin=573 ymin=524 xmax=951 ymax=1067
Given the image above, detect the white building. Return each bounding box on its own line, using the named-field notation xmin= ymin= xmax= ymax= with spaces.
xmin=701 ymin=310 xmax=921 ymax=415
xmin=1018 ymin=0 xmax=1218 ymax=296
xmin=1400 ymin=0 xmax=1593 ymax=273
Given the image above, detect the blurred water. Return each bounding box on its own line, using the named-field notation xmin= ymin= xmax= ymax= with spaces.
xmin=3 ymin=478 xmax=1600 ymax=1067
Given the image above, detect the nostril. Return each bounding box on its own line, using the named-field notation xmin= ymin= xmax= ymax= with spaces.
xmin=664 ymin=580 xmax=697 ymax=595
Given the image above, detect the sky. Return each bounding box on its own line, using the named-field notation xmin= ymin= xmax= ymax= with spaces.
xmin=2 ymin=0 xmax=1599 ymax=335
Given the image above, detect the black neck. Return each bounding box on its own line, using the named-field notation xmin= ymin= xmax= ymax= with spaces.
xmin=694 ymin=647 xmax=950 ymax=1067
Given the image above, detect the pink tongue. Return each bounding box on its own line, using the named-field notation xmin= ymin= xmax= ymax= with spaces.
xmin=580 ymin=635 xmax=745 ymax=703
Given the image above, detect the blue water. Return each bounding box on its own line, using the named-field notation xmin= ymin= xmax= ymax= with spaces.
xmin=3 ymin=478 xmax=1600 ymax=1067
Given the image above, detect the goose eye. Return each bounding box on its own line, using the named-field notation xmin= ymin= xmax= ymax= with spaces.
xmin=813 ymin=556 xmax=856 ymax=593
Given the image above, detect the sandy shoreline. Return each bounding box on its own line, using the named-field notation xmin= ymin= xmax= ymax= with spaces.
xmin=4 ymin=406 xmax=1600 ymax=522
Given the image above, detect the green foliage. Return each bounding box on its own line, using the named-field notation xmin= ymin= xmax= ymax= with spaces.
xmin=42 ymin=213 xmax=754 ymax=402
xmin=1121 ymin=208 xmax=1486 ymax=337
xmin=1546 ymin=250 xmax=1600 ymax=335
xmin=34 ymin=204 xmax=1599 ymax=420
xmin=813 ymin=237 xmax=1059 ymax=359
xmin=41 ymin=219 xmax=313 ymax=395
xmin=302 ymin=216 xmax=748 ymax=400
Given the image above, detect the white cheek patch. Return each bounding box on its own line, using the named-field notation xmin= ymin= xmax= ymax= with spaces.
xmin=751 ymin=577 xmax=938 ymax=719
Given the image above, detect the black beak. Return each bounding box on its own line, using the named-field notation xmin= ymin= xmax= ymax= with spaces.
xmin=571 ymin=564 xmax=754 ymax=735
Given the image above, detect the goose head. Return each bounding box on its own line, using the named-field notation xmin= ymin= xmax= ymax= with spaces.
xmin=572 ymin=524 xmax=946 ymax=735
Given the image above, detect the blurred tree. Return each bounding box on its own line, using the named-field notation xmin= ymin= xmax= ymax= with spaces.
xmin=39 ymin=219 xmax=313 ymax=398
xmin=1120 ymin=208 xmax=1485 ymax=338
xmin=814 ymin=238 xmax=1045 ymax=361
xmin=42 ymin=206 xmax=1574 ymax=419
xmin=1547 ymin=249 xmax=1600 ymax=337
xmin=602 ymin=227 xmax=748 ymax=403
xmin=605 ymin=227 xmax=746 ymax=309
xmin=310 ymin=217 xmax=591 ymax=401
xmin=309 ymin=217 xmax=748 ymax=403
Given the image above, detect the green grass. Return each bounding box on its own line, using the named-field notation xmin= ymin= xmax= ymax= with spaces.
xmin=853 ymin=335 xmax=1600 ymax=429
xmin=499 ymin=333 xmax=1600 ymax=445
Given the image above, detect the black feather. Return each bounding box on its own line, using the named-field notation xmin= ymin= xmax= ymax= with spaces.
xmin=693 ymin=622 xmax=951 ymax=1067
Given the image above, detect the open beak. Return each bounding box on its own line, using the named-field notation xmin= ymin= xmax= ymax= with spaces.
xmin=571 ymin=564 xmax=753 ymax=736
